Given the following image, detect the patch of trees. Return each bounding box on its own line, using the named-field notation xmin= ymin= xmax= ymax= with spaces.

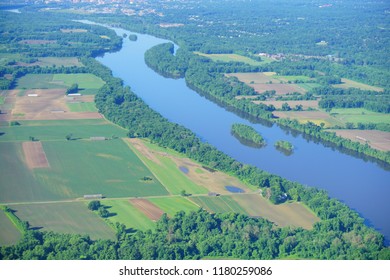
xmin=231 ymin=123 xmax=265 ymax=147
xmin=66 ymin=83 xmax=78 ymax=94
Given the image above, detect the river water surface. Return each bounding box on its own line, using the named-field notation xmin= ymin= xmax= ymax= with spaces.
xmin=95 ymin=26 xmax=390 ymax=244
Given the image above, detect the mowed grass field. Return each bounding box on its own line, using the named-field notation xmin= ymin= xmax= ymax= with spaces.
xmin=12 ymin=202 xmax=116 ymax=240
xmin=67 ymin=102 xmax=98 ymax=112
xmin=103 ymin=200 xmax=155 ymax=231
xmin=0 ymin=209 xmax=22 ymax=246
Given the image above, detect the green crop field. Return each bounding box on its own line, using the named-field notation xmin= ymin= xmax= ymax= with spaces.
xmin=35 ymin=140 xmax=168 ymax=199
xmin=103 ymin=200 xmax=155 ymax=231
xmin=37 ymin=57 xmax=83 ymax=67
xmin=15 ymin=74 xmax=62 ymax=89
xmin=53 ymin=73 xmax=105 ymax=90
xmin=147 ymin=197 xmax=199 ymax=216
xmin=190 ymin=196 xmax=248 ymax=214
xmin=0 ymin=121 xmax=127 ymax=142
xmin=12 ymin=202 xmax=116 ymax=240
xmin=0 ymin=209 xmax=22 ymax=246
xmin=0 ymin=142 xmax=44 ymax=203
xmin=67 ymin=102 xmax=98 ymax=112
xmin=15 ymin=73 xmax=105 ymax=94
xmin=328 ymin=108 xmax=390 ymax=125
xmin=334 ymin=78 xmax=384 ymax=92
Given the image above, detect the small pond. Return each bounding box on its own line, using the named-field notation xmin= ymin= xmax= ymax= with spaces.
xmin=179 ymin=166 xmax=189 ymax=174
xmin=225 ymin=186 xmax=245 ymax=193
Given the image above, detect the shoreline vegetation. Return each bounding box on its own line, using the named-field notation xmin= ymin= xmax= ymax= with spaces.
xmin=231 ymin=123 xmax=265 ymax=148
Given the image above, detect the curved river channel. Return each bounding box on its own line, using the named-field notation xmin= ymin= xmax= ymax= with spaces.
xmin=94 ymin=26 xmax=390 ymax=244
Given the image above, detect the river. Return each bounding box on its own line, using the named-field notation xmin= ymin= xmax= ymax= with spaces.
xmin=95 ymin=26 xmax=390 ymax=244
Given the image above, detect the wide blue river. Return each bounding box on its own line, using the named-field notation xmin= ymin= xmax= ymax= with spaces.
xmin=95 ymin=26 xmax=390 ymax=244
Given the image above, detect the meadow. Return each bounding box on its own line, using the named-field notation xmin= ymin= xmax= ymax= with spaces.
xmin=147 ymin=196 xmax=199 ymax=216
xmin=334 ymin=78 xmax=384 ymax=92
xmin=328 ymin=108 xmax=390 ymax=125
xmin=67 ymin=102 xmax=98 ymax=112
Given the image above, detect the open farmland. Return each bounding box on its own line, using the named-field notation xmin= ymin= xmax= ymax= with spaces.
xmin=328 ymin=108 xmax=390 ymax=125
xmin=12 ymin=202 xmax=116 ymax=240
xmin=328 ymin=129 xmax=390 ymax=151
xmin=232 ymin=194 xmax=320 ymax=229
xmin=0 ymin=119 xmax=127 ymax=142
xmin=103 ymin=200 xmax=155 ymax=231
xmin=273 ymin=110 xmax=342 ymax=128
xmin=334 ymin=78 xmax=384 ymax=92
xmin=126 ymin=138 xmax=255 ymax=195
xmin=147 ymin=197 xmax=199 ymax=216
xmin=129 ymin=199 xmax=164 ymax=221
xmin=194 ymin=52 xmax=273 ymax=66
xmin=227 ymin=72 xmax=314 ymax=95
xmin=15 ymin=74 xmax=63 ymax=89
xmin=15 ymin=57 xmax=83 ymax=67
xmin=52 ymin=74 xmax=105 ymax=94
xmin=190 ymin=195 xmax=248 ymax=214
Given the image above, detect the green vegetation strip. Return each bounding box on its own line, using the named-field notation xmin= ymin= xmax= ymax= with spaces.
xmin=0 ymin=207 xmax=23 ymax=246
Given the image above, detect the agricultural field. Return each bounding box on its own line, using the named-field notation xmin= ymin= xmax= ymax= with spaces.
xmin=14 ymin=57 xmax=83 ymax=67
xmin=0 ymin=119 xmax=127 ymax=142
xmin=147 ymin=197 xmax=199 ymax=217
xmin=129 ymin=199 xmax=164 ymax=221
xmin=0 ymin=209 xmax=22 ymax=246
xmin=328 ymin=108 xmax=390 ymax=125
xmin=333 ymin=78 xmax=384 ymax=92
xmin=194 ymin=52 xmax=274 ymax=66
xmin=15 ymin=73 xmax=105 ymax=95
xmin=273 ymin=110 xmax=341 ymax=128
xmin=12 ymin=202 xmax=116 ymax=240
xmin=190 ymin=195 xmax=247 ymax=214
xmin=232 ymin=194 xmax=320 ymax=229
xmin=103 ymin=199 xmax=155 ymax=231
xmin=67 ymin=102 xmax=98 ymax=112
xmin=227 ymin=72 xmax=319 ymax=95
xmin=328 ymin=129 xmax=390 ymax=151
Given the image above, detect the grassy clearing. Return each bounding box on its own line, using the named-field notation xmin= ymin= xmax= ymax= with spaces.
xmin=232 ymin=194 xmax=319 ymax=229
xmin=194 ymin=52 xmax=272 ymax=66
xmin=328 ymin=108 xmax=390 ymax=125
xmin=103 ymin=200 xmax=155 ymax=231
xmin=147 ymin=197 xmax=199 ymax=216
xmin=0 ymin=209 xmax=23 ymax=246
xmin=67 ymin=102 xmax=98 ymax=112
xmin=190 ymin=196 xmax=248 ymax=214
xmin=334 ymin=78 xmax=384 ymax=92
xmin=12 ymin=202 xmax=116 ymax=240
